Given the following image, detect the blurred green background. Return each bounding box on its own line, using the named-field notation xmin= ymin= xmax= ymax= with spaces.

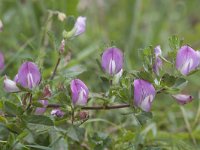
xmin=1 ymin=0 xmax=200 ymax=149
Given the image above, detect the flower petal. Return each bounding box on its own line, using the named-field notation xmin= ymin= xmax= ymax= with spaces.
xmin=0 ymin=52 xmax=4 ymax=70
xmin=74 ymin=16 xmax=86 ymax=36
xmin=134 ymin=79 xmax=156 ymax=112
xmin=172 ymin=94 xmax=193 ymax=105
xmin=176 ymin=45 xmax=200 ymax=75
xmin=101 ymin=47 xmax=123 ymax=75
xmin=70 ymin=79 xmax=89 ymax=106
xmin=51 ymin=109 xmax=64 ymax=117
xmin=4 ymin=76 xmax=20 ymax=92
xmin=35 ymin=100 xmax=48 ymax=115
xmin=17 ymin=61 xmax=41 ymax=89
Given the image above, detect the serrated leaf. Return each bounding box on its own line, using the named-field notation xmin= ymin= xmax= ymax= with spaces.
xmin=24 ymin=115 xmax=54 ymax=126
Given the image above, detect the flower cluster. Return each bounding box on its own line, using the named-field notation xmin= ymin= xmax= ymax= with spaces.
xmin=1 ymin=15 xmax=198 ymax=119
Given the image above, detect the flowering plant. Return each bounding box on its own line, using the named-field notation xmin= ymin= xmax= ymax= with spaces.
xmin=0 ymin=5 xmax=200 ymax=149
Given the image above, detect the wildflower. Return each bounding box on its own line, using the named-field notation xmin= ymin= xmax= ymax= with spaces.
xmin=0 ymin=20 xmax=3 ymax=32
xmin=134 ymin=79 xmax=156 ymax=112
xmin=51 ymin=108 xmax=64 ymax=117
xmin=74 ymin=16 xmax=86 ymax=36
xmin=153 ymin=45 xmax=162 ymax=75
xmin=17 ymin=61 xmax=41 ymax=89
xmin=101 ymin=47 xmax=123 ymax=75
xmin=172 ymin=94 xmax=193 ymax=105
xmin=4 ymin=76 xmax=20 ymax=92
xmin=35 ymin=100 xmax=48 ymax=115
xmin=176 ymin=45 xmax=200 ymax=75
xmin=70 ymin=79 xmax=89 ymax=106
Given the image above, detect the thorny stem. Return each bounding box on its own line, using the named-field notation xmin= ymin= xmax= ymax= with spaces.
xmin=47 ymin=104 xmax=131 ymax=110
xmin=50 ymin=57 xmax=61 ymax=80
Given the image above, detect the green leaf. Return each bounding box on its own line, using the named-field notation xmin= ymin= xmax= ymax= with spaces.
xmin=135 ymin=71 xmax=154 ymax=83
xmin=65 ymin=16 xmax=75 ymax=31
xmin=173 ymin=78 xmax=188 ymax=89
xmin=135 ymin=111 xmax=153 ymax=125
xmin=161 ymin=74 xmax=177 ymax=87
xmin=67 ymin=125 xmax=85 ymax=142
xmin=53 ymin=91 xmax=70 ymax=105
xmin=23 ymin=115 xmax=54 ymax=126
xmin=3 ymin=101 xmax=23 ymax=116
xmin=26 ymin=145 xmax=52 ymax=150
xmin=61 ymin=65 xmax=86 ymax=78
xmin=169 ymin=35 xmax=183 ymax=50
xmin=32 ymin=101 xmax=43 ymax=107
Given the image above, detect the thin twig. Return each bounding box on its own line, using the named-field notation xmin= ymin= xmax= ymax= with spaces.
xmin=47 ymin=104 xmax=130 ymax=110
xmin=50 ymin=57 xmax=61 ymax=80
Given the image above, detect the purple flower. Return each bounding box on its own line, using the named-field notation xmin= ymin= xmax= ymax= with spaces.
xmin=0 ymin=52 xmax=4 ymax=70
xmin=51 ymin=109 xmax=64 ymax=117
xmin=172 ymin=94 xmax=193 ymax=105
xmin=74 ymin=16 xmax=86 ymax=36
xmin=35 ymin=100 xmax=48 ymax=115
xmin=4 ymin=76 xmax=20 ymax=92
xmin=70 ymin=79 xmax=89 ymax=106
xmin=17 ymin=61 xmax=41 ymax=89
xmin=0 ymin=20 xmax=3 ymax=32
xmin=134 ymin=79 xmax=156 ymax=112
xmin=101 ymin=47 xmax=123 ymax=75
xmin=153 ymin=46 xmax=162 ymax=75
xmin=176 ymin=45 xmax=200 ymax=75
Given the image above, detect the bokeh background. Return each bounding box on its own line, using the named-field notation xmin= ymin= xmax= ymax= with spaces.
xmin=1 ymin=0 xmax=200 ymax=149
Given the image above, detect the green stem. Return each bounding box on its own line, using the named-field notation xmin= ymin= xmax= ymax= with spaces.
xmin=50 ymin=57 xmax=61 ymax=80
xmin=180 ymin=106 xmax=196 ymax=145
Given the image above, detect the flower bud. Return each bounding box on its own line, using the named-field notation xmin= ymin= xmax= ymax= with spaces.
xmin=79 ymin=111 xmax=89 ymax=120
xmin=74 ymin=16 xmax=86 ymax=36
xmin=35 ymin=100 xmax=48 ymax=115
xmin=0 ymin=20 xmax=3 ymax=32
xmin=172 ymin=94 xmax=193 ymax=105
xmin=101 ymin=47 xmax=123 ymax=75
xmin=51 ymin=108 xmax=64 ymax=117
xmin=70 ymin=79 xmax=89 ymax=106
xmin=59 ymin=39 xmax=65 ymax=54
xmin=134 ymin=79 xmax=156 ymax=112
xmin=4 ymin=76 xmax=20 ymax=92
xmin=153 ymin=45 xmax=162 ymax=75
xmin=57 ymin=12 xmax=66 ymax=22
xmin=17 ymin=61 xmax=41 ymax=89
xmin=176 ymin=45 xmax=200 ymax=75
xmin=43 ymin=85 xmax=52 ymax=98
